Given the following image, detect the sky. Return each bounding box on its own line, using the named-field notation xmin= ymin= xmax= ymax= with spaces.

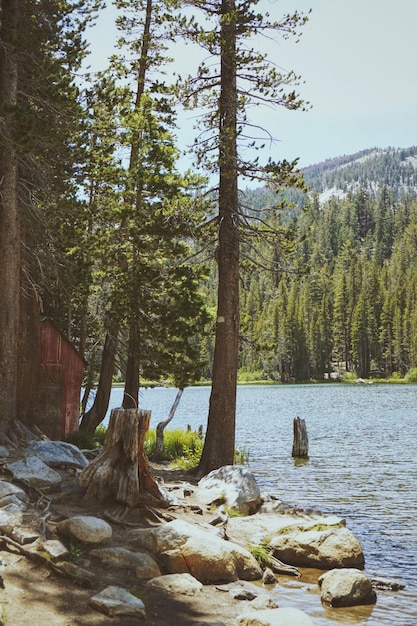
xmin=86 ymin=0 xmax=417 ymax=169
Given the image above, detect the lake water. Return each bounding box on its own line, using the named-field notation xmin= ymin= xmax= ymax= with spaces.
xmin=103 ymin=384 xmax=417 ymax=625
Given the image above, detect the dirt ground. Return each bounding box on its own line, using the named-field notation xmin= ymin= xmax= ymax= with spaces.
xmin=0 ymin=464 xmax=270 ymax=626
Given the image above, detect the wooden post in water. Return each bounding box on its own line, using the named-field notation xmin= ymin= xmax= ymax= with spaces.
xmin=292 ymin=416 xmax=309 ymax=457
xmin=78 ymin=408 xmax=167 ymax=507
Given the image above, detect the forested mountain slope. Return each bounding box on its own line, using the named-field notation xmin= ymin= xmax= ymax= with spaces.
xmin=209 ymin=146 xmax=417 ymax=383
xmin=303 ymin=146 xmax=417 ymax=203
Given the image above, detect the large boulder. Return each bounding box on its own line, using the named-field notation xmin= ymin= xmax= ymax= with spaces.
xmin=25 ymin=440 xmax=89 ymax=469
xmin=227 ymin=510 xmax=344 ymax=548
xmin=57 ymin=515 xmax=112 ymax=546
xmin=90 ymin=547 xmax=161 ymax=579
xmin=318 ymin=568 xmax=377 ymax=607
xmin=269 ymin=526 xmax=364 ymax=569
xmin=130 ymin=519 xmax=262 ymax=583
xmin=197 ymin=466 xmax=262 ymax=515
xmin=7 ymin=456 xmax=62 ymax=489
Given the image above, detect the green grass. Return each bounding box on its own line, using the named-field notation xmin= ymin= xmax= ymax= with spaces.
xmin=248 ymin=544 xmax=273 ymax=569
xmin=68 ymin=424 xmax=249 ymax=471
xmin=65 ymin=425 xmax=107 ymax=450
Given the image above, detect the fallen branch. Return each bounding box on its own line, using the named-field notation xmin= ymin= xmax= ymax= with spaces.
xmin=0 ymin=533 xmax=95 ymax=587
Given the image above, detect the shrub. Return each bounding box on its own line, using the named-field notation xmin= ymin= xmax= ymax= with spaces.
xmin=65 ymin=425 xmax=107 ymax=450
xmin=145 ymin=428 xmax=249 ymax=470
xmin=405 ymin=367 xmax=417 ymax=383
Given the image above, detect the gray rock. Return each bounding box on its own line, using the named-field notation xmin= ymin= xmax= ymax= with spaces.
xmin=227 ymin=512 xmax=344 ymax=548
xmin=197 ymin=465 xmax=262 ymax=515
xmin=7 ymin=456 xmax=62 ymax=489
xmin=0 ymin=481 xmax=29 ymax=508
xmin=0 ymin=447 xmax=9 ymax=458
xmin=269 ymin=526 xmax=364 ymax=569
xmin=90 ymin=586 xmax=146 ymax=617
xmin=90 ymin=547 xmax=161 ymax=579
xmin=236 ymin=607 xmax=314 ymax=626
xmin=248 ymin=596 xmax=278 ymax=611
xmin=318 ymin=568 xmax=377 ymax=607
xmin=131 ymin=518 xmax=262 ymax=583
xmin=147 ymin=573 xmax=203 ymax=596
xmin=39 ymin=539 xmax=69 ymax=561
xmin=57 ymin=515 xmax=112 ymax=545
xmin=261 ymin=568 xmax=276 ymax=585
xmin=26 ymin=440 xmax=89 ymax=469
xmin=0 ymin=505 xmax=24 ymax=533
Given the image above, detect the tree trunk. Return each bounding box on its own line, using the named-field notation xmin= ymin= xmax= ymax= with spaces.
xmin=123 ymin=321 xmax=140 ymax=409
xmin=197 ymin=0 xmax=239 ymax=475
xmin=292 ymin=416 xmax=309 ymax=458
xmin=0 ymin=0 xmax=20 ymax=435
xmin=78 ymin=408 xmax=166 ymax=507
xmin=79 ymin=323 xmax=119 ymax=433
xmin=151 ymin=388 xmax=184 ymax=461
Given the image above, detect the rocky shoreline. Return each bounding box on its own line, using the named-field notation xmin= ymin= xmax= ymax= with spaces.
xmin=0 ymin=437 xmax=405 ymax=625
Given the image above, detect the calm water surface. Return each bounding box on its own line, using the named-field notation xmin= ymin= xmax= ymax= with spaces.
xmin=103 ymin=384 xmax=417 ymax=626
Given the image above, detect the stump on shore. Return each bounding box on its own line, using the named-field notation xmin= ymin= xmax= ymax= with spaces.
xmin=78 ymin=408 xmax=167 ymax=507
xmin=292 ymin=416 xmax=309 ymax=458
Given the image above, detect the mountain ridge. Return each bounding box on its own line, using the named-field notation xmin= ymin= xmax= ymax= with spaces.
xmin=300 ymin=145 xmax=417 ymax=203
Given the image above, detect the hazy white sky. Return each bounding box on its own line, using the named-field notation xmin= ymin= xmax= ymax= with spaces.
xmin=87 ymin=0 xmax=417 ymax=168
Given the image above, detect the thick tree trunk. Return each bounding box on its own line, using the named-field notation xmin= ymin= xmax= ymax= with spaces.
xmin=198 ymin=0 xmax=239 ymax=475
xmin=0 ymin=0 xmax=20 ymax=434
xmin=151 ymin=388 xmax=184 ymax=461
xmin=79 ymin=323 xmax=119 ymax=433
xmin=17 ymin=282 xmax=41 ymax=428
xmin=123 ymin=321 xmax=140 ymax=409
xmin=78 ymin=408 xmax=166 ymax=507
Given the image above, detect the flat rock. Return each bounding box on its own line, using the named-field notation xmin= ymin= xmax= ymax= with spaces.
xmin=269 ymin=526 xmax=364 ymax=569
xmin=39 ymin=539 xmax=69 ymax=561
xmin=57 ymin=515 xmax=112 ymax=545
xmin=318 ymin=568 xmax=377 ymax=607
xmin=227 ymin=512 xmax=344 ymax=548
xmin=89 ymin=585 xmax=146 ymax=617
xmin=236 ymin=607 xmax=314 ymax=626
xmin=147 ymin=573 xmax=203 ymax=596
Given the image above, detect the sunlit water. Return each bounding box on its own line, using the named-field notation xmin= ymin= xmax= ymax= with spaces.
xmin=100 ymin=384 xmax=417 ymax=625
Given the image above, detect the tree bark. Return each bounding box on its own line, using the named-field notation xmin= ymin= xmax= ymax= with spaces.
xmin=198 ymin=0 xmax=239 ymax=475
xmin=78 ymin=408 xmax=166 ymax=507
xmin=123 ymin=321 xmax=140 ymax=409
xmin=292 ymin=416 xmax=309 ymax=458
xmin=0 ymin=0 xmax=20 ymax=434
xmin=79 ymin=323 xmax=119 ymax=433
xmin=151 ymin=388 xmax=184 ymax=461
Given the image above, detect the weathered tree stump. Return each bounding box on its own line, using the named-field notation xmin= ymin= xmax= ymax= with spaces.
xmin=292 ymin=416 xmax=309 ymax=457
xmin=78 ymin=408 xmax=167 ymax=507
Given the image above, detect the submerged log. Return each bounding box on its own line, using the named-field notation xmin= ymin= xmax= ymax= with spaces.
xmin=292 ymin=416 xmax=309 ymax=458
xmin=78 ymin=408 xmax=167 ymax=507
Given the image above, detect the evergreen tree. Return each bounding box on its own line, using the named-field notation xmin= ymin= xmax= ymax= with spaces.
xmin=0 ymin=0 xmax=99 ymax=436
xmin=179 ymin=0 xmax=308 ymax=473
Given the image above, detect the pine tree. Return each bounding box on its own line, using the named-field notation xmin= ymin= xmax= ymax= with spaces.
xmin=0 ymin=0 xmax=99 ymax=436
xmin=178 ymin=0 xmax=308 ymax=473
